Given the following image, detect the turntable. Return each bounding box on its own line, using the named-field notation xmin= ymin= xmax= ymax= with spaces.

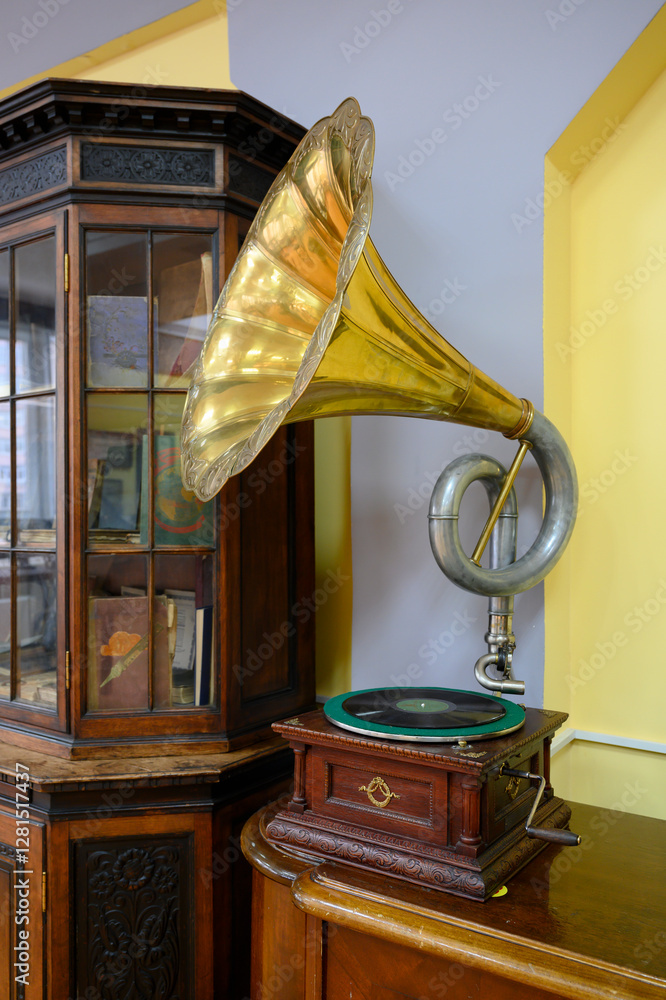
xmin=180 ymin=98 xmax=580 ymax=900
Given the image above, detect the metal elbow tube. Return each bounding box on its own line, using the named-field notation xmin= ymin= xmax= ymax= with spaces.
xmin=474 ymin=653 xmax=525 ymax=695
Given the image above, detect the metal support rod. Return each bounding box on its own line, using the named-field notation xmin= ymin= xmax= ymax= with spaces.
xmin=471 ymin=440 xmax=532 ymax=565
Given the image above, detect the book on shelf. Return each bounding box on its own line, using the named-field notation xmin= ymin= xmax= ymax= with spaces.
xmin=119 ymin=586 xmax=196 ymax=708
xmin=87 ymin=595 xmax=171 ymax=711
xmin=16 ymin=527 xmax=56 ymax=547
xmin=171 ymin=668 xmax=195 ymax=706
xmin=87 ymin=295 xmax=149 ymax=387
xmin=165 ymin=589 xmax=196 ymax=674
xmin=156 ymin=251 xmax=213 ymax=385
xmin=17 ymin=670 xmax=57 ymax=708
xmin=88 ymin=438 xmax=142 ymax=537
xmin=88 ymin=458 xmax=106 ymax=529
xmin=194 ymin=604 xmax=213 ymax=707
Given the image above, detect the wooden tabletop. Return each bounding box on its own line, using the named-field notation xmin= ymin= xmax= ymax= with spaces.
xmin=243 ymin=801 xmax=666 ymax=1000
xmin=0 ymin=736 xmax=290 ymax=791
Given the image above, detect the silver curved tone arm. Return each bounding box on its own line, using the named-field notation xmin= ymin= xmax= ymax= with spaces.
xmin=428 ymin=410 xmax=577 ymax=692
xmin=428 ymin=410 xmax=577 ymax=597
xmin=429 ymin=454 xmax=526 ymax=694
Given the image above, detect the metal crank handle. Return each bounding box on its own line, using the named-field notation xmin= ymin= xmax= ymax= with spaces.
xmin=500 ymin=766 xmax=581 ymax=846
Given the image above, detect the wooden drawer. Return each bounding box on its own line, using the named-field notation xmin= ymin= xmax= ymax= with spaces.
xmin=310 ymin=746 xmax=449 ymax=846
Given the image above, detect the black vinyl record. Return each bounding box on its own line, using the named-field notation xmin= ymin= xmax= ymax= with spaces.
xmin=341 ymin=687 xmax=506 ymax=730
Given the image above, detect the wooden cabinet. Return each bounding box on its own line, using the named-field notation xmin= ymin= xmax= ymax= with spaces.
xmin=0 ymin=78 xmax=314 ymax=759
xmin=243 ymin=802 xmax=666 ymax=1000
xmin=0 ymin=738 xmax=293 ymax=999
xmin=0 ymin=80 xmax=314 ymax=997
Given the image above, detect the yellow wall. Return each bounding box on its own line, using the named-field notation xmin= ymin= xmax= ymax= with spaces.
xmin=545 ymin=8 xmax=666 ymax=819
xmin=0 ymin=0 xmax=352 ymax=696
xmin=313 ymin=418 xmax=353 ymax=697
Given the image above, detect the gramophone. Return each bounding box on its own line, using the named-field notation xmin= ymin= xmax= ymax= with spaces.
xmin=181 ymin=98 xmax=580 ymax=899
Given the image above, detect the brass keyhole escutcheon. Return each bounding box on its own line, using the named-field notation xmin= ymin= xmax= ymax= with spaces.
xmin=358 ymin=776 xmax=400 ymax=809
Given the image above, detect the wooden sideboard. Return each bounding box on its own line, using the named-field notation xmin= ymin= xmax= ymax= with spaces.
xmin=243 ymin=801 xmax=666 ymax=1000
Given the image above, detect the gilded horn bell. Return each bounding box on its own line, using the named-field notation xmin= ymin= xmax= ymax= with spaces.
xmin=180 ymin=97 xmax=530 ymax=503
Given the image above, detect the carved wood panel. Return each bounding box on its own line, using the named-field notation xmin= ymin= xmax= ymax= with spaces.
xmin=0 ymin=147 xmax=67 ymax=207
xmin=80 ymin=144 xmax=215 ymax=186
xmin=74 ymin=833 xmax=194 ymax=999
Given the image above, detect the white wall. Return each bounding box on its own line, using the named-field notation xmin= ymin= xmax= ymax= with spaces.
xmin=0 ymin=0 xmax=198 ymax=92
xmin=228 ymin=0 xmax=663 ymax=706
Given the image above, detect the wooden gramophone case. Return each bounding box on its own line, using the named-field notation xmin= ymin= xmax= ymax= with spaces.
xmin=264 ymin=707 xmax=573 ymax=901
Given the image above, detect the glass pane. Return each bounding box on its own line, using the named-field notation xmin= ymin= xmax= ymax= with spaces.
xmin=153 ymin=394 xmax=215 ymax=548
xmin=16 ymin=396 xmax=56 ymax=548
xmin=16 ymin=552 xmax=57 ymax=710
xmin=0 ymin=250 xmax=9 ymax=396
xmin=15 ymin=237 xmax=56 ymax=394
xmin=87 ymin=553 xmax=149 ymax=712
xmin=153 ymin=233 xmax=214 ymax=387
xmin=154 ymin=552 xmax=215 ymax=708
xmin=88 ymin=394 xmax=146 ymax=546
xmin=0 ymin=555 xmax=9 ymax=699
xmin=86 ymin=231 xmax=148 ymax=388
xmin=0 ymin=402 xmax=9 ymax=547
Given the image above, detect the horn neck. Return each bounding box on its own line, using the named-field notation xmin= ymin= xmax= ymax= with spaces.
xmin=281 ymin=237 xmax=531 ymax=436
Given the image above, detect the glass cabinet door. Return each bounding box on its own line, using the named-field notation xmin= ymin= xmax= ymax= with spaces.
xmin=0 ymin=233 xmax=59 ymax=714
xmin=84 ymin=228 xmax=217 ymax=717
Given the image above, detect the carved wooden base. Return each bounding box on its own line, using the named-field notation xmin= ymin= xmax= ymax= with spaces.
xmin=265 ymin=707 xmax=574 ymax=901
xmin=266 ymin=795 xmax=571 ymax=900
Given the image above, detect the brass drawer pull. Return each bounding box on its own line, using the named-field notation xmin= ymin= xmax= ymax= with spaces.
xmin=359 ymin=776 xmax=400 ymax=809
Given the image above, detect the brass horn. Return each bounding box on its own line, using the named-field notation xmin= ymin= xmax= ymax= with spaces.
xmin=181 ymin=98 xmax=577 ymax=691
